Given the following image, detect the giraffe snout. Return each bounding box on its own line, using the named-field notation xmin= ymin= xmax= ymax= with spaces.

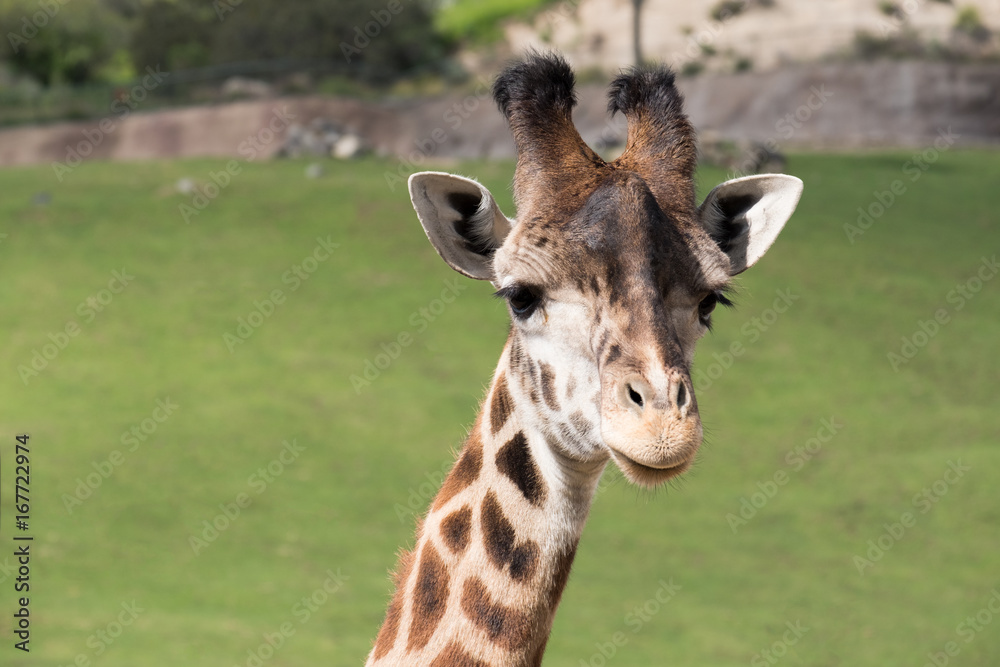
xmin=601 ymin=368 xmax=702 ymax=488
xmin=617 ymin=371 xmax=692 ymax=419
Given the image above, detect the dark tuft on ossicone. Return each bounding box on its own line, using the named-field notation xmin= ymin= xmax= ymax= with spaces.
xmin=493 ymin=51 xmax=577 ymax=121
xmin=607 ymin=65 xmax=684 ymax=118
xmin=606 ymin=63 xmax=697 ymax=182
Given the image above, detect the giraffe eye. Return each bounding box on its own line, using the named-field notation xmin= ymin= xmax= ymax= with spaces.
xmin=699 ymin=290 xmax=733 ymax=328
xmin=495 ymin=285 xmax=542 ymax=319
xmin=698 ymin=293 xmax=718 ymax=324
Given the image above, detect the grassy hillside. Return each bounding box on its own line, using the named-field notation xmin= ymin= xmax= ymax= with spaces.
xmin=435 ymin=0 xmax=557 ymax=43
xmin=0 ymin=151 xmax=997 ymax=666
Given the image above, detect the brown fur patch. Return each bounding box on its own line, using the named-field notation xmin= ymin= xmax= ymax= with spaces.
xmin=531 ymin=639 xmax=548 ymax=667
xmin=440 ymin=506 xmax=473 ymax=555
xmin=495 ymin=432 xmax=547 ymax=507
xmin=595 ymin=329 xmax=611 ymax=358
xmin=509 ymin=335 xmax=523 ymax=370
xmin=461 ymin=576 xmax=533 ymax=651
xmin=372 ymin=548 xmax=415 ymax=660
xmin=433 ymin=431 xmax=484 ymax=511
xmin=547 ymin=542 xmax=578 ymax=608
xmin=429 ymin=642 xmax=491 ymax=667
xmin=605 ymin=344 xmax=622 ymax=365
xmin=407 ymin=543 xmax=450 ymax=652
xmin=490 ymin=372 xmax=515 ymax=435
xmin=481 ymin=491 xmax=541 ymax=582
xmin=569 ymin=411 xmax=592 ymax=437
xmin=539 ymin=362 xmax=560 ymax=411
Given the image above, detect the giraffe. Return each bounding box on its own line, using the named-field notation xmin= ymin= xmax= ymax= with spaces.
xmin=365 ymin=52 xmax=803 ymax=666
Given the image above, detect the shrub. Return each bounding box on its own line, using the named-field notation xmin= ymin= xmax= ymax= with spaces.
xmin=710 ymin=0 xmax=746 ymax=21
xmin=681 ymin=60 xmax=705 ymax=77
xmin=0 ymin=0 xmax=128 ymax=85
xmin=878 ymin=1 xmax=903 ymax=19
xmin=209 ymin=0 xmax=451 ymax=84
xmin=954 ymin=6 xmax=991 ymax=42
xmin=129 ymin=0 xmax=215 ymax=74
xmin=853 ymin=28 xmax=926 ymax=59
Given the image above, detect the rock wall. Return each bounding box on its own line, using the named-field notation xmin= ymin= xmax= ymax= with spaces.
xmin=0 ymin=61 xmax=997 ymax=170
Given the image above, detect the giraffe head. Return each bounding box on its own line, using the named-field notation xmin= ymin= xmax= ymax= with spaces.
xmin=409 ymin=53 xmax=802 ymax=488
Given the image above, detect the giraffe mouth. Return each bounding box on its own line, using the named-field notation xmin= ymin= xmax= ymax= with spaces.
xmin=606 ymin=447 xmax=695 ymax=488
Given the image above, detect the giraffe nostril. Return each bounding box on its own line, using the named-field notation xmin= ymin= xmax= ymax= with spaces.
xmin=627 ymin=384 xmax=644 ymax=407
xmin=676 ymin=381 xmax=688 ymax=409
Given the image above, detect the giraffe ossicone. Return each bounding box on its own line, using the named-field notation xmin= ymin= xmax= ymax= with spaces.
xmin=366 ymin=51 xmax=803 ymax=666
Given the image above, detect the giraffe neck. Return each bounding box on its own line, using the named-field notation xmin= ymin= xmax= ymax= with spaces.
xmin=367 ymin=340 xmax=607 ymax=666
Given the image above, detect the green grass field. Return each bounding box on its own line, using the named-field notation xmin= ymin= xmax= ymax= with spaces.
xmin=1 ymin=150 xmax=998 ymax=666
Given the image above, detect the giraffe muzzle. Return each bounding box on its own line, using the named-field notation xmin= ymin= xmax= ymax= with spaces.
xmin=601 ymin=370 xmax=703 ymax=488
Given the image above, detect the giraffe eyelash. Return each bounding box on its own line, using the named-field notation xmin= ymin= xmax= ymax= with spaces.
xmin=700 ymin=289 xmax=735 ymax=331
xmin=494 ymin=284 xmax=543 ymax=319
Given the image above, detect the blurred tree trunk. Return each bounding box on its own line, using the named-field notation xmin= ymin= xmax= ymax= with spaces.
xmin=632 ymin=0 xmax=644 ymax=66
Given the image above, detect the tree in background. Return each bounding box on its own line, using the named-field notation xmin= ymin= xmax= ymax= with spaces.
xmin=209 ymin=0 xmax=450 ymax=84
xmin=0 ymin=0 xmax=129 ymax=84
xmin=128 ymin=0 xmax=216 ymax=73
xmin=0 ymin=0 xmax=451 ymax=88
xmin=632 ymin=0 xmax=643 ymax=66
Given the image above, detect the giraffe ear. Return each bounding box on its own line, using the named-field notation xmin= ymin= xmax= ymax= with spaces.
xmin=697 ymin=174 xmax=803 ymax=275
xmin=408 ymin=172 xmax=515 ymax=281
